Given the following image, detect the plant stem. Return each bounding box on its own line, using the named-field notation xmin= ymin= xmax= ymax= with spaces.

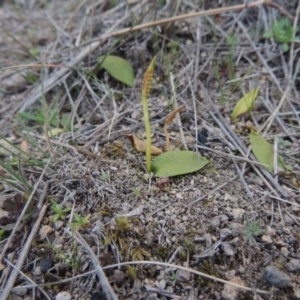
xmin=142 ymin=57 xmax=156 ymax=172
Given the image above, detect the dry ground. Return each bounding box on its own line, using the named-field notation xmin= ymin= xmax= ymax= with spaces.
xmin=0 ymin=0 xmax=300 ymax=299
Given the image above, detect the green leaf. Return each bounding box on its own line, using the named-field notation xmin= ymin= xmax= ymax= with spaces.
xmin=151 ymin=150 xmax=210 ymax=177
xmin=250 ymin=131 xmax=285 ymax=173
xmin=263 ymin=31 xmax=273 ymax=38
xmin=231 ymin=88 xmax=259 ymax=121
xmin=97 ymin=55 xmax=134 ymax=87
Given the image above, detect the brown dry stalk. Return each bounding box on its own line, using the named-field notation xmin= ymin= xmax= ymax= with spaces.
xmin=164 ymin=105 xmax=185 ymax=151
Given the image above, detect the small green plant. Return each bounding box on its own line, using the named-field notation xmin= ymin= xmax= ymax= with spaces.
xmin=23 ymin=72 xmax=39 ymax=84
xmin=115 ymin=217 xmax=131 ymax=231
xmin=49 ymin=200 xmax=71 ymax=222
xmin=263 ymin=18 xmax=299 ymax=52
xmin=242 ymin=219 xmax=264 ymax=245
xmin=169 ymin=271 xmax=177 ymax=281
xmin=225 ymin=33 xmax=237 ymax=80
xmin=0 ymin=229 xmax=6 ymax=241
xmin=18 ymin=97 xmax=73 ymax=134
xmin=126 ymin=266 xmax=137 ymax=280
xmin=70 ymin=213 xmax=90 ymax=231
xmin=133 ymin=188 xmax=141 ymax=196
xmin=47 ymin=240 xmax=81 ymax=270
xmin=100 ymin=173 xmax=110 ymax=181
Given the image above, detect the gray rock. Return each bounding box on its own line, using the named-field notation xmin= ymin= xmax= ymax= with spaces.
xmin=262 ymin=266 xmax=291 ymax=288
xmin=114 ymin=270 xmax=125 ymax=284
xmin=222 ymin=243 xmax=235 ymax=256
xmin=286 ymin=259 xmax=300 ymax=272
xmin=210 ymin=217 xmax=220 ymax=229
xmin=11 ymin=287 xmax=27 ymax=296
xmin=220 ymin=228 xmax=232 ymax=240
xmin=56 ymin=292 xmax=71 ymax=300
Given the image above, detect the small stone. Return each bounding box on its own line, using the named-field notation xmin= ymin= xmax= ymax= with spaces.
xmin=220 ymin=228 xmax=232 ymax=240
xmin=210 ymin=217 xmax=220 ymax=229
xmin=232 ymin=208 xmax=244 ymax=220
xmin=222 ymin=243 xmax=235 ymax=256
xmin=176 ymin=269 xmax=190 ymax=282
xmin=155 ymin=278 xmax=166 ymax=289
xmin=54 ymin=220 xmax=64 ymax=230
xmin=11 ymin=286 xmax=28 ymax=296
xmin=294 ymin=288 xmax=300 ymax=299
xmin=286 ymin=259 xmax=300 ymax=272
xmin=221 ymin=276 xmax=244 ymax=300
xmin=220 ymin=214 xmax=229 ymax=224
xmin=262 ymin=266 xmax=292 ymax=288
xmin=224 ymin=193 xmax=231 ymax=201
xmin=177 ymin=223 xmax=186 ymax=232
xmin=2 ymin=71 xmax=28 ymax=93
xmin=90 ymin=291 xmax=107 ymax=300
xmin=114 ymin=270 xmax=125 ymax=284
xmin=56 ymin=291 xmax=71 ymax=300
xmin=40 ymin=258 xmax=53 ymax=274
xmin=281 ymin=247 xmax=289 ymax=258
xmin=131 ymin=110 xmax=140 ymax=120
xmin=266 ymin=226 xmax=276 ymax=236
xmin=261 ymin=235 xmax=272 ymax=244
xmin=283 ymin=214 xmax=294 ymax=225
xmin=38 ymin=225 xmax=52 ymax=240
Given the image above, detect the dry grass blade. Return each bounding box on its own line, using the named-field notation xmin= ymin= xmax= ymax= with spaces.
xmin=102 ymin=261 xmax=269 ymax=295
xmin=0 ymin=161 xmax=51 ymax=264
xmin=0 ymin=205 xmax=48 ymax=300
xmin=75 ymin=232 xmax=118 ymax=300
xmin=164 ymin=105 xmax=185 ymax=151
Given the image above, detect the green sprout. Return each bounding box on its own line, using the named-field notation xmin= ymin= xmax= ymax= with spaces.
xmin=70 ymin=213 xmax=90 ymax=231
xmin=49 ymin=199 xmax=71 ymax=222
xmin=242 ymin=219 xmax=264 ymax=245
xmin=263 ymin=18 xmax=299 ymax=52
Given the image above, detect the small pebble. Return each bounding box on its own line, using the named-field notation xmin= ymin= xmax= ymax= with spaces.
xmin=11 ymin=287 xmax=28 ymax=296
xmin=90 ymin=292 xmax=108 ymax=300
xmin=262 ymin=266 xmax=291 ymax=288
xmin=210 ymin=217 xmax=220 ymax=229
xmin=283 ymin=214 xmax=295 ymax=225
xmin=220 ymin=228 xmax=232 ymax=240
xmin=56 ymin=291 xmax=71 ymax=300
xmin=281 ymin=247 xmax=289 ymax=258
xmin=294 ymin=288 xmax=300 ymax=299
xmin=222 ymin=243 xmax=235 ymax=256
xmin=40 ymin=258 xmax=53 ymax=274
xmin=114 ymin=270 xmax=125 ymax=284
xmin=232 ymin=208 xmax=244 ymax=220
xmin=197 ymin=128 xmax=208 ymax=146
xmin=261 ymin=235 xmax=272 ymax=244
xmin=286 ymin=259 xmax=300 ymax=272
xmin=221 ymin=276 xmax=244 ymax=300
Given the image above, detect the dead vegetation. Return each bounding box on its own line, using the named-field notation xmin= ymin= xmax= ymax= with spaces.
xmin=0 ymin=0 xmax=300 ymax=299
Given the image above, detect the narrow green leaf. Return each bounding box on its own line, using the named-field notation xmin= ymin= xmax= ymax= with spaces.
xmin=97 ymin=55 xmax=134 ymax=87
xmin=151 ymin=151 xmax=209 ymax=177
xmin=250 ymin=131 xmax=285 ymax=173
xmin=231 ymin=88 xmax=259 ymax=122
